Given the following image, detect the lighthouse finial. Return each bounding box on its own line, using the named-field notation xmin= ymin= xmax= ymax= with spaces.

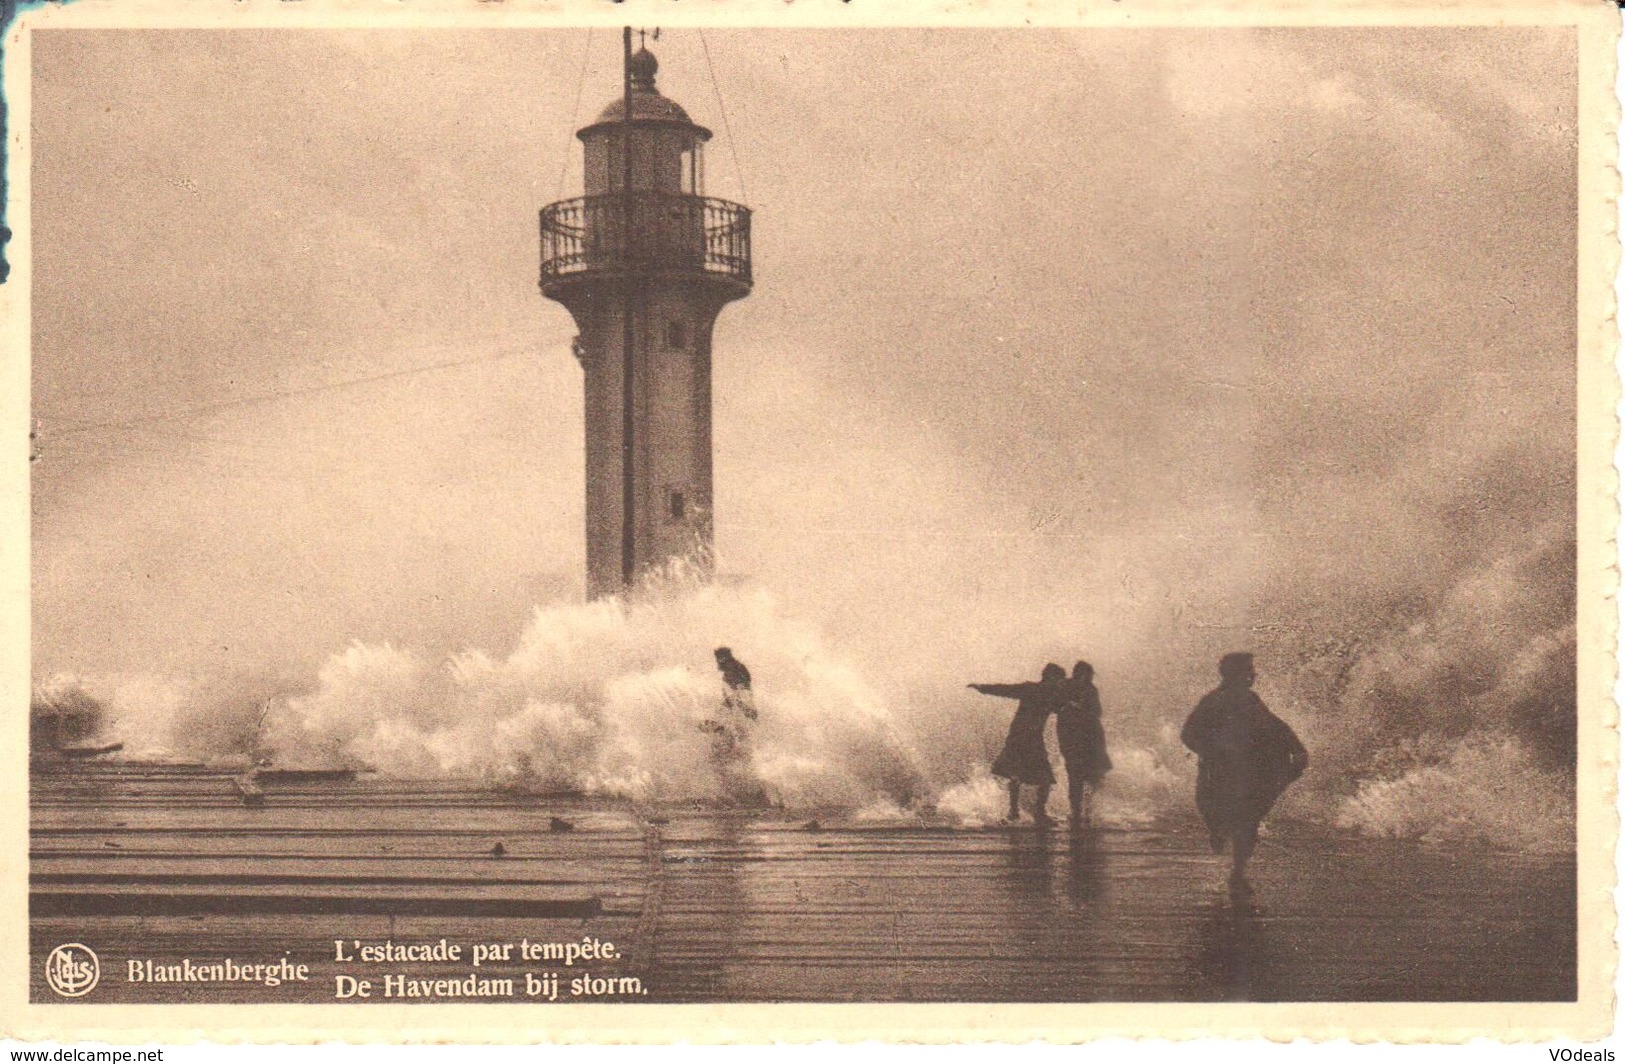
xmin=629 ymin=36 xmax=659 ymax=92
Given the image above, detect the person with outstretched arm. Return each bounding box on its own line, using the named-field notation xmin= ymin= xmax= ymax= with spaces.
xmin=969 ymin=663 xmax=1068 ymax=826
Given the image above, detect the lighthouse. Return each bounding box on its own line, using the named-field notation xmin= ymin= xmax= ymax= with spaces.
xmin=539 ymin=33 xmax=753 ymax=600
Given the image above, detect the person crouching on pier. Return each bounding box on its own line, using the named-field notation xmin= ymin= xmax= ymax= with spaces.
xmin=969 ymin=663 xmax=1067 ymax=826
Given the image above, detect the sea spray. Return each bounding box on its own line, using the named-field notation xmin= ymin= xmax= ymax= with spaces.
xmin=31 ymin=670 xmax=273 ymax=764
xmin=33 ymin=529 xmax=1578 ymax=850
xmin=1256 ymin=514 xmax=1577 ymax=850
xmin=933 ymin=745 xmax=1180 ymax=828
xmin=260 ymin=573 xmax=926 ymax=806
xmin=29 ymin=673 xmax=106 ymax=752
xmin=1333 ymin=735 xmax=1574 ymax=853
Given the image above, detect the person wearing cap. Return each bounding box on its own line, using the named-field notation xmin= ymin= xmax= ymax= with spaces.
xmin=1056 ymin=661 xmax=1112 ymax=828
xmin=1180 ymin=652 xmax=1308 ymax=896
xmin=969 ymin=663 xmax=1068 ymax=826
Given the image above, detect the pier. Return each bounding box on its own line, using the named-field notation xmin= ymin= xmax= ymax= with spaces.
xmin=30 ymin=767 xmax=1575 ymax=1003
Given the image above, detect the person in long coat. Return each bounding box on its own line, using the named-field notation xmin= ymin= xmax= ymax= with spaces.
xmin=1180 ymin=652 xmax=1308 ymax=895
xmin=1056 ymin=661 xmax=1112 ymax=827
xmin=969 ymin=663 xmax=1066 ymax=825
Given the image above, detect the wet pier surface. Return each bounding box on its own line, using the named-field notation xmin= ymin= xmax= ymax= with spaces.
xmin=30 ymin=767 xmax=1575 ymax=1003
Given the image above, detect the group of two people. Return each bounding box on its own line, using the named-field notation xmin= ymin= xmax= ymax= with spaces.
xmin=969 ymin=661 xmax=1112 ymax=828
xmin=973 ymin=651 xmax=1309 ymax=894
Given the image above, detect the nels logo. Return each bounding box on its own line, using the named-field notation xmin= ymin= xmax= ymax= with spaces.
xmin=44 ymin=943 xmax=100 ymax=998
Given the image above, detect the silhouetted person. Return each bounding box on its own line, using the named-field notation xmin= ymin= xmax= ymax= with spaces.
xmin=1057 ymin=661 xmax=1112 ymax=827
xmin=969 ymin=663 xmax=1066 ymax=826
xmin=702 ymin=647 xmax=765 ymax=806
xmin=714 ymin=647 xmax=756 ymax=720
xmin=1180 ymin=652 xmax=1308 ymax=897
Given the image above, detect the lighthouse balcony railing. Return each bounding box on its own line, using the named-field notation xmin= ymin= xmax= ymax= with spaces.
xmin=540 ymin=192 xmax=752 ymax=288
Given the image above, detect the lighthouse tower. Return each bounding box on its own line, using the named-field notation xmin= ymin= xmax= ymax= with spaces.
xmin=539 ymin=35 xmax=752 ymax=599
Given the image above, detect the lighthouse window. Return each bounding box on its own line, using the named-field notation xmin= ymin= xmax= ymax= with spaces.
xmin=665 ymin=320 xmax=687 ymax=349
xmin=668 ymin=491 xmax=686 ymax=522
xmin=680 ymin=148 xmax=698 ymax=194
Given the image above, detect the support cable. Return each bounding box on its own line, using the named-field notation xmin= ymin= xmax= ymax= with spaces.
xmin=554 ymin=28 xmax=595 ymax=201
xmin=697 ymin=29 xmax=748 ymax=203
xmin=36 ymin=340 xmax=566 ymax=441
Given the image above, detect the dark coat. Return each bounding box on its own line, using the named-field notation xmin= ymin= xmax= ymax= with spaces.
xmin=718 ymin=657 xmax=751 ymax=691
xmin=1180 ymin=683 xmax=1308 ymax=834
xmin=971 ymin=682 xmax=1059 ymax=786
xmin=1055 ymin=679 xmax=1112 ymax=784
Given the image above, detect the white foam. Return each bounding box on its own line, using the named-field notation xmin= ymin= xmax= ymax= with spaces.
xmin=257 ymin=569 xmax=924 ymax=806
xmin=1333 ymin=735 xmax=1574 ymax=852
xmin=35 ymin=555 xmax=1575 ymax=851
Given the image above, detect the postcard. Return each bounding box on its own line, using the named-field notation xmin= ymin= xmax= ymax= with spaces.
xmin=3 ymin=0 xmax=1616 ymax=1043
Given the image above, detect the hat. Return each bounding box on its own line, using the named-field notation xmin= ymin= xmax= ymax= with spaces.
xmin=1218 ymin=652 xmax=1255 ymax=681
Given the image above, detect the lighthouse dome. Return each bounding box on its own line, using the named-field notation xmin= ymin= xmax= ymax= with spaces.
xmin=590 ymin=91 xmax=696 ymax=127
xmin=579 ymin=46 xmax=711 ymax=138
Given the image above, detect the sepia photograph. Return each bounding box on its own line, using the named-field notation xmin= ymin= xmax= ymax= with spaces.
xmin=6 ymin=0 xmax=1617 ymax=1043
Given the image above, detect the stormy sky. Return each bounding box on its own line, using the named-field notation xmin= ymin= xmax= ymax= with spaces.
xmin=30 ymin=27 xmax=1576 ymax=723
